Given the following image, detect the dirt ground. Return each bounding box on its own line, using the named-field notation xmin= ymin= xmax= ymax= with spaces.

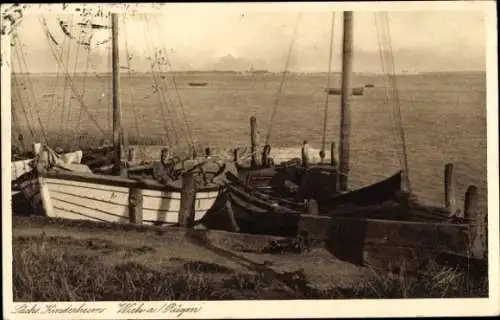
xmin=11 ymin=216 xmax=376 ymax=296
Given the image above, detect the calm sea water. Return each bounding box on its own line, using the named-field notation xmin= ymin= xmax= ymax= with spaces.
xmin=11 ymin=72 xmax=487 ymax=209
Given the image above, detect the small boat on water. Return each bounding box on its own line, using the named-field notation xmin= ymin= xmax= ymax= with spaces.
xmin=325 ymin=86 xmax=364 ymax=96
xmin=189 ymin=82 xmax=208 ymax=87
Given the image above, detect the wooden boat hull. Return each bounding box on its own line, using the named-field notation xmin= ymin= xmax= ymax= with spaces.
xmin=202 ymin=171 xmax=405 ymax=236
xmin=19 ymin=169 xmax=221 ymax=226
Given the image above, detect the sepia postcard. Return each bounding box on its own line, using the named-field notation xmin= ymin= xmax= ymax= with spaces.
xmin=2 ymin=1 xmax=499 ymax=319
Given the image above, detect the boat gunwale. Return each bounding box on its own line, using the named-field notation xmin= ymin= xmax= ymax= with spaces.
xmin=40 ymin=170 xmax=223 ymax=193
xmin=226 ymin=170 xmax=403 ymax=209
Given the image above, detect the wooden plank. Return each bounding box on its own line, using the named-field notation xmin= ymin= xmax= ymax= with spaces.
xmin=464 ymin=185 xmax=487 ymax=260
xmin=41 ymin=170 xmax=221 ymax=192
xmin=298 ymin=214 xmax=471 ymax=255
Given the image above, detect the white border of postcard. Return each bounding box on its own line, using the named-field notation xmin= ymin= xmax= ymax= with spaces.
xmin=2 ymin=1 xmax=499 ymax=319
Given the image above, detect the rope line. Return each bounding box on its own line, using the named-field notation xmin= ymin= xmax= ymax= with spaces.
xmin=64 ymin=26 xmax=83 ymax=139
xmin=141 ymin=16 xmax=176 ymax=147
xmin=39 ymin=16 xmax=111 ymax=141
xmin=374 ymin=12 xmax=412 ymax=193
xmin=321 ymin=12 xmax=336 ymax=154
xmin=264 ymin=12 xmax=302 ymax=145
xmin=123 ymin=17 xmax=149 ymax=158
xmin=152 ymin=15 xmax=196 ymax=152
xmin=11 ymin=75 xmax=35 ymax=139
xmin=58 ymin=15 xmax=74 ymax=144
xmin=13 ymin=32 xmax=48 ymax=142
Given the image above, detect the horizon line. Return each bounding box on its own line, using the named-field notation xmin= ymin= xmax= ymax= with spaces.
xmin=12 ymin=70 xmax=486 ymax=75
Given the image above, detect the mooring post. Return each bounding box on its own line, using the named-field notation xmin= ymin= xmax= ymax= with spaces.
xmin=444 ymin=163 xmax=457 ymax=215
xmin=250 ymin=116 xmax=258 ymax=168
xmin=128 ymin=188 xmax=143 ymax=225
xmin=330 ymin=141 xmax=336 ymax=167
xmin=233 ymin=148 xmax=239 ymax=164
xmin=33 ymin=142 xmax=41 ymax=156
xmin=179 ymin=171 xmax=196 ymax=228
xmin=306 ymin=199 xmax=319 ymax=215
xmin=464 ymin=185 xmax=486 ymax=259
xmin=128 ymin=147 xmax=136 ymax=164
xmin=301 ymin=140 xmax=310 ymax=168
xmin=261 ymin=144 xmax=271 ymax=168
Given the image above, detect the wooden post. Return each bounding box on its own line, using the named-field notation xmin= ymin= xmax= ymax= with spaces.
xmin=128 ymin=147 xmax=136 ymax=164
xmin=464 ymin=185 xmax=486 ymax=259
xmin=261 ymin=144 xmax=271 ymax=168
xmin=444 ymin=163 xmax=457 ymax=215
xmin=111 ymin=13 xmax=125 ymax=177
xmin=250 ymin=116 xmax=258 ymax=168
xmin=330 ymin=141 xmax=336 ymax=167
xmin=306 ymin=199 xmax=319 ymax=215
xmin=319 ymin=149 xmax=326 ymax=163
xmin=301 ymin=140 xmax=310 ymax=168
xmin=33 ymin=143 xmax=42 ymax=156
xmin=128 ymin=188 xmax=143 ymax=225
xmin=179 ymin=171 xmax=196 ymax=228
xmin=338 ymin=11 xmax=353 ymax=192
xmin=233 ymin=148 xmax=239 ymax=163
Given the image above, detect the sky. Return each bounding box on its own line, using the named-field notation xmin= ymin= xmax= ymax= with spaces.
xmin=9 ymin=3 xmax=487 ymax=74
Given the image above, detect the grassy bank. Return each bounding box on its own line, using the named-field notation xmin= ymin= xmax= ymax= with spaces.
xmin=12 ymin=234 xmax=488 ymax=301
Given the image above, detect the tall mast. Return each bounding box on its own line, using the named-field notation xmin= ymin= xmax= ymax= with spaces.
xmin=338 ymin=11 xmax=353 ymax=191
xmin=111 ymin=13 xmax=125 ymax=176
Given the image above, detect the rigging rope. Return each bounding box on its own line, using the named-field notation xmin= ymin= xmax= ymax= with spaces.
xmin=58 ymin=16 xmax=74 ymax=145
xmin=123 ymin=18 xmax=149 ymax=158
xmin=73 ymin=44 xmax=92 ymax=140
xmin=142 ymin=17 xmax=177 ymax=147
xmin=374 ymin=12 xmax=412 ymax=193
xmin=152 ymin=15 xmax=197 ymax=153
xmin=11 ymin=75 xmax=35 ymax=140
xmin=143 ymin=15 xmax=193 ymax=151
xmin=13 ymin=32 xmax=49 ymax=142
xmin=142 ymin=14 xmax=199 ymax=150
xmin=64 ymin=26 xmax=83 ymax=139
xmin=46 ymin=20 xmax=68 ymax=136
xmin=321 ymin=12 xmax=336 ymax=155
xmin=264 ymin=12 xmax=302 ymax=145
xmin=39 ymin=16 xmax=111 ymax=142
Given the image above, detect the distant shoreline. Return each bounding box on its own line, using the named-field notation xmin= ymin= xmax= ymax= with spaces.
xmin=12 ymin=70 xmax=486 ymax=76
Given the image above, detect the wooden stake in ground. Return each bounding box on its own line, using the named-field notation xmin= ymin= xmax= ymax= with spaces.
xmin=179 ymin=171 xmax=196 ymax=228
xmin=250 ymin=116 xmax=258 ymax=168
xmin=444 ymin=163 xmax=457 ymax=215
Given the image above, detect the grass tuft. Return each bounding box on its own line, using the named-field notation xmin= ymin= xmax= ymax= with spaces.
xmin=12 ymin=235 xmax=488 ymax=301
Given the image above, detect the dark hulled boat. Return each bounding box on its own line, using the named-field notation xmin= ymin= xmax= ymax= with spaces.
xmin=325 ymin=86 xmax=364 ymax=96
xmin=189 ymin=82 xmax=208 ymax=87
